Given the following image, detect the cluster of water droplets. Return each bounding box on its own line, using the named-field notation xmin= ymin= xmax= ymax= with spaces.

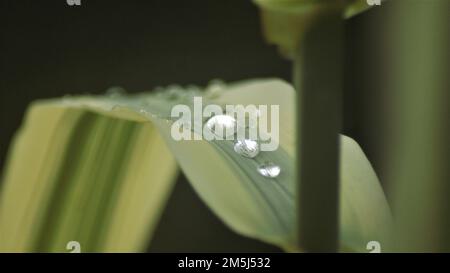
xmin=104 ymin=83 xmax=280 ymax=179
xmin=204 ymin=113 xmax=281 ymax=179
xmin=202 ymin=80 xmax=280 ymax=178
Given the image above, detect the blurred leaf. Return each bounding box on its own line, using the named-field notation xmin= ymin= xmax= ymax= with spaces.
xmin=0 ymin=102 xmax=178 ymax=252
xmin=0 ymin=79 xmax=391 ymax=252
xmin=253 ymin=0 xmax=379 ymax=58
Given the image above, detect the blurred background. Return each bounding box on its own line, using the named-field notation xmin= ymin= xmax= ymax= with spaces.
xmin=0 ymin=0 xmax=396 ymax=252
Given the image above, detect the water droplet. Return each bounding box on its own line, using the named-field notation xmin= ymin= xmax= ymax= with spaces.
xmin=205 ymin=79 xmax=226 ymax=99
xmin=106 ymin=87 xmax=126 ymax=98
xmin=205 ymin=114 xmax=236 ymax=138
xmin=257 ymin=162 xmax=281 ymax=178
xmin=234 ymin=139 xmax=259 ymax=158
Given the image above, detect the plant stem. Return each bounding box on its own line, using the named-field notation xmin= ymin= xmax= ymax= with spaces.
xmin=294 ymin=12 xmax=343 ymax=253
xmin=387 ymin=0 xmax=450 ymax=252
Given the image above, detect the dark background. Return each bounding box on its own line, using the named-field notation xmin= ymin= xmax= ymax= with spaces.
xmin=0 ymin=0 xmax=389 ymax=252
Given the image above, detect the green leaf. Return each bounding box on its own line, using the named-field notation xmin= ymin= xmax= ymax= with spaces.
xmin=0 ymin=79 xmax=391 ymax=252
xmin=0 ymin=103 xmax=178 ymax=252
xmin=253 ymin=0 xmax=380 ymax=58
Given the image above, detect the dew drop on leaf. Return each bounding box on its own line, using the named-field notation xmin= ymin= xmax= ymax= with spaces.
xmin=257 ymin=162 xmax=281 ymax=178
xmin=234 ymin=139 xmax=259 ymax=158
xmin=205 ymin=115 xmax=236 ymax=138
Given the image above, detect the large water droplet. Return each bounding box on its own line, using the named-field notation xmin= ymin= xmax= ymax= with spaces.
xmin=257 ymin=162 xmax=281 ymax=178
xmin=234 ymin=139 xmax=259 ymax=158
xmin=205 ymin=114 xmax=236 ymax=138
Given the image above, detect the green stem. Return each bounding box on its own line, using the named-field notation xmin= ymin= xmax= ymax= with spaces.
xmin=388 ymin=0 xmax=450 ymax=252
xmin=294 ymin=13 xmax=343 ymax=253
